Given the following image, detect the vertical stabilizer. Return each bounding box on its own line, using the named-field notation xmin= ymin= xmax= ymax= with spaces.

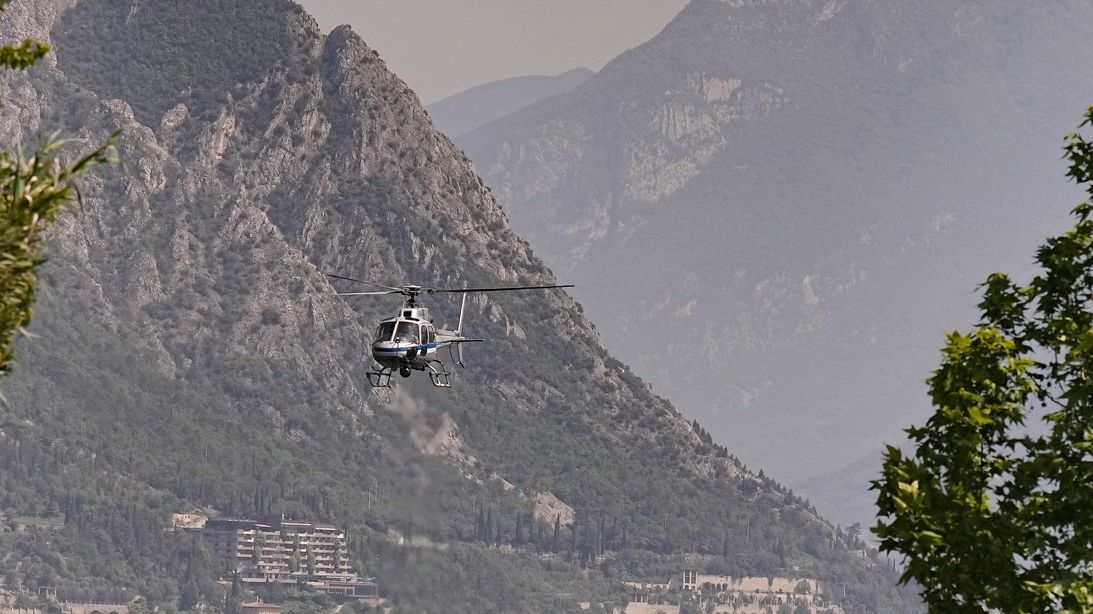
xmin=456 ymin=292 xmax=467 ymax=366
xmin=457 ymin=292 xmax=467 ymax=335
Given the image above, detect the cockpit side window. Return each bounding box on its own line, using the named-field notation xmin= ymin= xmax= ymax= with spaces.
xmin=376 ymin=322 xmax=395 ymax=342
xmin=394 ymin=321 xmax=420 ymax=343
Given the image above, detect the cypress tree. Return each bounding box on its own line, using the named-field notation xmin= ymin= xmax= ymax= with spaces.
xmin=552 ymin=515 xmax=561 ymax=553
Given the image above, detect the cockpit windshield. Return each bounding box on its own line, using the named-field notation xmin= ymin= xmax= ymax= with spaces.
xmin=394 ymin=321 xmax=420 ymax=343
xmin=375 ymin=322 xmax=395 ymax=342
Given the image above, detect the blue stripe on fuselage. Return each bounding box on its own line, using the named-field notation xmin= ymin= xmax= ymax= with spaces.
xmin=373 ymin=343 xmax=438 ymax=355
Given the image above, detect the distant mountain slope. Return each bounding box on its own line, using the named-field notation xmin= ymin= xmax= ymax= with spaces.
xmin=457 ymin=0 xmax=1093 ymax=527
xmin=427 ymin=67 xmax=593 ymax=137
xmin=0 ymin=0 xmax=915 ymax=612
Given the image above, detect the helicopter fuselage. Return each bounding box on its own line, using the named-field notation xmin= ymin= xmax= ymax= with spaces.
xmin=371 ymin=339 xmax=437 ymax=369
xmin=371 ymin=306 xmax=453 ymax=375
xmin=329 ymin=273 xmax=571 ymax=388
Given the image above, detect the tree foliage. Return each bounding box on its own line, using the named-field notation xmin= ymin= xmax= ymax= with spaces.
xmin=0 ymin=0 xmax=116 ymax=374
xmin=874 ymin=106 xmax=1093 ymax=613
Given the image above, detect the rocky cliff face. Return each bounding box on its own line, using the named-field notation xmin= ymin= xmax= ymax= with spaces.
xmin=457 ymin=0 xmax=1093 ymax=525
xmin=0 ymin=1 xmax=915 ymax=611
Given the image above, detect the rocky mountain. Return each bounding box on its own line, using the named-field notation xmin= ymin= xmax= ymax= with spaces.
xmin=457 ymin=0 xmax=1093 ymax=526
xmin=427 ymin=67 xmax=594 ymax=138
xmin=0 ymin=0 xmax=915 ymax=612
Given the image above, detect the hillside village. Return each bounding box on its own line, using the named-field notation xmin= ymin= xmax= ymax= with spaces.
xmin=618 ymin=574 xmax=846 ymax=614
xmin=175 ymin=513 xmax=874 ymax=614
xmin=1 ymin=492 xmax=893 ymax=614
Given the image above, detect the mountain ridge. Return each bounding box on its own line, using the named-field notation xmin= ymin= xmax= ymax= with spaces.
xmin=426 ymin=67 xmax=594 ymax=138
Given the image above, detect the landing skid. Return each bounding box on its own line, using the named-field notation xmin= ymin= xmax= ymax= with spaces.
xmin=367 ymin=367 xmax=393 ymax=389
xmin=367 ymin=363 xmax=452 ymax=388
xmin=427 ymin=361 xmax=452 ymax=388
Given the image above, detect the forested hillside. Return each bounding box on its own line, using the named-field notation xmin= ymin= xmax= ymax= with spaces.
xmin=0 ymin=1 xmax=916 ymax=612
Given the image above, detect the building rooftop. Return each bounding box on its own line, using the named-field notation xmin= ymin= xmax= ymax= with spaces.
xmin=241 ymin=601 xmax=283 ymax=614
xmin=203 ymin=518 xmax=341 ymax=532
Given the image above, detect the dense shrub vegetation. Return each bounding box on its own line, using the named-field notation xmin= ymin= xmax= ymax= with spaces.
xmin=52 ymin=0 xmax=305 ymax=125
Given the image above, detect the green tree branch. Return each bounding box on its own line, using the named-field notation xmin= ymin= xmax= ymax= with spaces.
xmin=0 ymin=0 xmax=118 ymax=374
xmin=874 ymin=105 xmax=1093 ymax=614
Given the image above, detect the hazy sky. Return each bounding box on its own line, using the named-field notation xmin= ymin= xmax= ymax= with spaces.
xmin=296 ymin=0 xmax=689 ymax=104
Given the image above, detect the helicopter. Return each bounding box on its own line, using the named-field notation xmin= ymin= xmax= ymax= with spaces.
xmin=328 ymin=274 xmax=573 ymax=388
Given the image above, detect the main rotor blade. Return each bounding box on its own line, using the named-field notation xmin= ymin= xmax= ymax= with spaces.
xmin=428 ymin=284 xmax=574 ymax=294
xmin=326 ymin=273 xmax=406 ymax=293
xmin=336 ymin=291 xmax=403 ymax=297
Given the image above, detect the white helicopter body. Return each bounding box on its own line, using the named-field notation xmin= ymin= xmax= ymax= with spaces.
xmin=329 ymin=276 xmax=571 ymax=388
